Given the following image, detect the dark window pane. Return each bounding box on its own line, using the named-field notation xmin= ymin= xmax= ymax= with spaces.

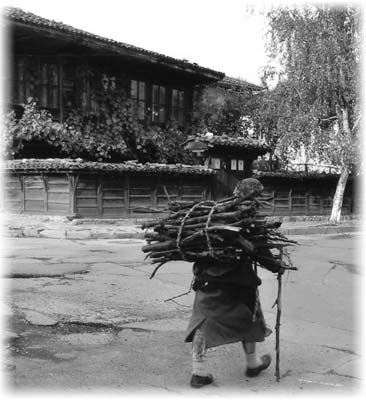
xmin=17 ymin=83 xmax=24 ymax=103
xmin=40 ymin=86 xmax=48 ymax=107
xmin=178 ymin=109 xmax=184 ymax=125
xmin=138 ymin=101 xmax=145 ymax=119
xmin=159 ymin=107 xmax=165 ymax=123
xmin=172 ymin=89 xmax=178 ymax=107
xmin=131 ymin=80 xmax=138 ymax=99
xmin=50 ymin=64 xmax=58 ymax=85
xmin=50 ymin=87 xmax=58 ymax=108
xmin=18 ymin=58 xmax=24 ymax=81
xmin=173 ymin=107 xmax=178 ymax=121
xmin=40 ymin=64 xmax=48 ymax=84
xmin=26 ymin=81 xmax=36 ymax=100
xmin=153 ymin=85 xmax=159 ymax=104
xmin=159 ymin=86 xmax=165 ymax=104
xmin=138 ymin=82 xmax=145 ymax=100
xmin=152 ymin=104 xmax=159 ymax=121
xmin=178 ymin=91 xmax=184 ymax=108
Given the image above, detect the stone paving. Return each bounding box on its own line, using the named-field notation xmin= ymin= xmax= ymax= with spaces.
xmin=1 ymin=212 xmax=362 ymax=240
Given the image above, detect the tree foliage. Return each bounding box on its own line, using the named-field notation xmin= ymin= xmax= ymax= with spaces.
xmin=253 ymin=4 xmax=362 ymax=221
xmin=258 ymin=5 xmax=361 ymax=167
xmin=192 ymin=84 xmax=253 ymax=137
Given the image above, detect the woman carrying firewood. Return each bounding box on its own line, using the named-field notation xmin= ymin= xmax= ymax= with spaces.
xmin=185 ymin=178 xmax=273 ymax=388
xmin=142 ymin=177 xmax=296 ymax=388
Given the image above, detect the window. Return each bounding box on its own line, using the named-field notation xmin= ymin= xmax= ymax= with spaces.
xmin=62 ymin=62 xmax=76 ymax=114
xmin=39 ymin=61 xmax=59 ymax=110
xmin=129 ymin=81 xmax=187 ymax=126
xmin=12 ymin=57 xmax=61 ymax=119
xmin=131 ymin=80 xmax=146 ymax=120
xmin=238 ymin=160 xmax=244 ymax=171
xmin=13 ymin=57 xmax=25 ymax=104
xmin=13 ymin=56 xmax=38 ymax=104
xmin=231 ymin=159 xmax=237 ymax=170
xmin=171 ymin=88 xmax=185 ymax=125
xmin=210 ymin=157 xmax=221 ymax=170
xmin=152 ymin=84 xmax=166 ymax=123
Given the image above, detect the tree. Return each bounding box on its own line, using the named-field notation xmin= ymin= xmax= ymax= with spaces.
xmin=259 ymin=5 xmax=361 ymax=222
xmin=192 ymin=83 xmax=253 ymax=137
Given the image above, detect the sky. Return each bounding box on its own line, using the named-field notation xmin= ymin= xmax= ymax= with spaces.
xmin=2 ymin=0 xmax=272 ymax=85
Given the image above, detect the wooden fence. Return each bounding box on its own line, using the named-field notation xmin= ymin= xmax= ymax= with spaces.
xmin=3 ymin=168 xmax=360 ymax=218
xmin=257 ymin=176 xmax=359 ymax=216
xmin=3 ymin=172 xmax=211 ymax=218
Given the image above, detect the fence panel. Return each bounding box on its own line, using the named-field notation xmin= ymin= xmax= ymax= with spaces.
xmin=157 ymin=177 xmax=179 ymax=210
xmin=24 ymin=176 xmax=45 ymax=213
xmin=129 ymin=175 xmax=156 ymax=217
xmin=102 ymin=176 xmax=125 ymax=217
xmin=291 ymin=188 xmax=307 ymax=215
xmin=75 ymin=176 xmax=98 ymax=217
xmin=47 ymin=175 xmax=70 ymax=214
xmin=3 ymin=174 xmax=23 ymax=212
xmin=273 ymin=187 xmax=290 ymax=215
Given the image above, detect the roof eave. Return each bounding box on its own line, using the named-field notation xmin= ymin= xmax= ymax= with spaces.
xmin=7 ymin=17 xmax=224 ymax=82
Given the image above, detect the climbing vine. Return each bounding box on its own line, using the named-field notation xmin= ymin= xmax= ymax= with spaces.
xmin=3 ymin=72 xmax=192 ymax=164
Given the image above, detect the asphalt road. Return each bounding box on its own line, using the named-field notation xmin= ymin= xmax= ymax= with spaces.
xmin=1 ymin=233 xmax=364 ymax=395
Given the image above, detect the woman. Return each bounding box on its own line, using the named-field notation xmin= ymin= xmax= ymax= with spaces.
xmin=185 ymin=179 xmax=272 ymax=388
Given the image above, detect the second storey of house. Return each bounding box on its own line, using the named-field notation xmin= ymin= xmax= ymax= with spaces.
xmin=3 ymin=7 xmax=224 ymax=128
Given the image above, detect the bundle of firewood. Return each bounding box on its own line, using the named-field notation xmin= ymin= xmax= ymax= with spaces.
xmin=141 ymin=179 xmax=297 ymax=278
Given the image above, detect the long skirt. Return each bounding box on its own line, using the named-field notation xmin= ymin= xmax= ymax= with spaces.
xmin=185 ymin=285 xmax=271 ymax=349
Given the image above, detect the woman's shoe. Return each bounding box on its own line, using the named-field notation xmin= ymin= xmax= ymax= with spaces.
xmin=245 ymin=354 xmax=271 ymax=377
xmin=190 ymin=373 xmax=214 ymax=388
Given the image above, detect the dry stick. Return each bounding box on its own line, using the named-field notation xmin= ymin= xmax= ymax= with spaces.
xmin=163 ymin=185 xmax=172 ymax=202
xmin=149 ymin=261 xmax=166 ymax=279
xmin=164 ymin=279 xmax=194 ymax=303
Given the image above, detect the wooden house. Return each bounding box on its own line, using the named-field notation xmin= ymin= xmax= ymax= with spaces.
xmin=2 ymin=6 xmax=226 ymax=218
xmin=4 ymin=7 xmax=224 ymax=129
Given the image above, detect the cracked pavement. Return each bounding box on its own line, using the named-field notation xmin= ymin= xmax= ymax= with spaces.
xmin=1 ymin=233 xmax=364 ymax=394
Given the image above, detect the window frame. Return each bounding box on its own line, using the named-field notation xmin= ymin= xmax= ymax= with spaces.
xmin=171 ymin=88 xmax=185 ymax=126
xmin=12 ymin=56 xmax=63 ymax=121
xmin=38 ymin=59 xmax=60 ymax=113
xmin=129 ymin=79 xmax=188 ymax=127
xmin=130 ymin=79 xmax=146 ymax=121
xmin=152 ymin=83 xmax=167 ymax=124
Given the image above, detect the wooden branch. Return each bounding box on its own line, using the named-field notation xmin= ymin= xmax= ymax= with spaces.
xmin=149 ymin=261 xmax=166 ymax=279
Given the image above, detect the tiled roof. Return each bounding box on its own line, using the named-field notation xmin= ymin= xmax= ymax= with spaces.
xmin=254 ymin=171 xmax=342 ymax=180
xmin=184 ymin=134 xmax=272 ymax=154
xmin=3 ymin=6 xmax=224 ymax=80
xmin=3 ymin=159 xmax=215 ymax=175
xmin=220 ymin=76 xmax=264 ymax=91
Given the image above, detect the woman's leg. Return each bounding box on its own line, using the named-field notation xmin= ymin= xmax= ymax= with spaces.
xmin=190 ymin=328 xmax=214 ymax=387
xmin=192 ymin=328 xmax=209 ymax=377
xmin=242 ymin=341 xmax=272 ymax=377
xmin=242 ymin=341 xmax=262 ymax=368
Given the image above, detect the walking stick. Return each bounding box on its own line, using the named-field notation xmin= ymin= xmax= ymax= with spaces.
xmin=274 ymin=249 xmax=284 ymax=382
xmin=275 ymin=268 xmax=283 ymax=382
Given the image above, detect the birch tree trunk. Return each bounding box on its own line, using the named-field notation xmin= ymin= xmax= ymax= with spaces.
xmin=329 ymin=165 xmax=349 ymax=223
xmin=329 ymin=102 xmax=353 ymax=223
